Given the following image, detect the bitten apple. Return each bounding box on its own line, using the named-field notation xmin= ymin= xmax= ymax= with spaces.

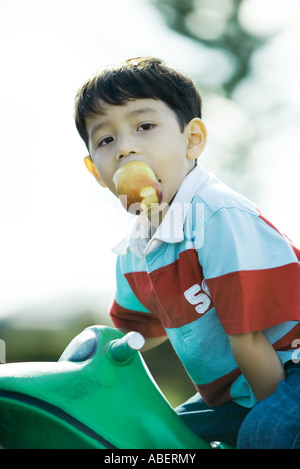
xmin=113 ymin=161 xmax=163 ymax=212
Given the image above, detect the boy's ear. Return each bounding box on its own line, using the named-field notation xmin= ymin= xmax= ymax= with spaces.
xmin=84 ymin=156 xmax=107 ymax=187
xmin=186 ymin=118 xmax=207 ymax=160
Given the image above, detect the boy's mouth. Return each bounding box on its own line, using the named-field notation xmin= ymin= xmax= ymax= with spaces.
xmin=113 ymin=161 xmax=163 ymax=212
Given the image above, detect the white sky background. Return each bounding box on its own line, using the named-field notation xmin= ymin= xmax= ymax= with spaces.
xmin=0 ymin=0 xmax=299 ymax=318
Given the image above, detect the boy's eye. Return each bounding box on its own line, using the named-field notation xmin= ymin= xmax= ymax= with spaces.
xmin=137 ymin=123 xmax=155 ymax=131
xmin=99 ymin=136 xmax=113 ymax=147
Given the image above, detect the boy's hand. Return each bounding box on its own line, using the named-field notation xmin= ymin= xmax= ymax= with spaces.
xmin=228 ymin=331 xmax=285 ymax=401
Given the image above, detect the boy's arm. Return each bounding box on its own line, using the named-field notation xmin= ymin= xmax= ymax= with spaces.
xmin=118 ymin=328 xmax=168 ymax=352
xmin=228 ymin=331 xmax=285 ymax=401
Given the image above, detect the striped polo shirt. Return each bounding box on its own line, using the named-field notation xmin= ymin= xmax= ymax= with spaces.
xmin=110 ymin=164 xmax=300 ymax=408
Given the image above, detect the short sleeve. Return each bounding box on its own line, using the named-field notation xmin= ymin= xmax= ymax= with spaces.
xmin=197 ymin=207 xmax=300 ymax=334
xmin=109 ymin=257 xmax=166 ymax=338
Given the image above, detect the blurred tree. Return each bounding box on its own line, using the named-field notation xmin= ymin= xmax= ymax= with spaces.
xmin=151 ymin=0 xmax=277 ymax=200
xmin=152 ymin=0 xmax=269 ymax=96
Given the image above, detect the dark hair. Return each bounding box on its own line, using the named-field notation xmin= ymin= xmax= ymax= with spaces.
xmin=74 ymin=57 xmax=203 ymax=149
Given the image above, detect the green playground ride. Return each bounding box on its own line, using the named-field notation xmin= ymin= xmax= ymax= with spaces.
xmin=0 ymin=325 xmax=231 ymax=449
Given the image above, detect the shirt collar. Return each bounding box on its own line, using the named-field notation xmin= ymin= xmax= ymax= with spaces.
xmin=112 ymin=164 xmax=209 ymax=258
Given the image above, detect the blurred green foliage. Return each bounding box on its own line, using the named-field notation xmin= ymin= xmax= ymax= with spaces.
xmin=152 ymin=0 xmax=269 ymax=96
xmin=151 ymin=0 xmax=275 ymax=203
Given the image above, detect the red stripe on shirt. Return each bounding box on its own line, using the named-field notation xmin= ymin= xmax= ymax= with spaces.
xmin=195 ymin=368 xmax=241 ymax=407
xmin=110 ymin=300 xmax=166 ymax=337
xmin=206 ymin=263 xmax=300 ymax=335
xmin=124 ymin=249 xmax=214 ymax=329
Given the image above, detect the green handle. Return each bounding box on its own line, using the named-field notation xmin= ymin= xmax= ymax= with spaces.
xmin=109 ymin=331 xmax=145 ymax=362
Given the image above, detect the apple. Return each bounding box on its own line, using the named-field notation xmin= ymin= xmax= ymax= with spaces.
xmin=113 ymin=161 xmax=163 ymax=212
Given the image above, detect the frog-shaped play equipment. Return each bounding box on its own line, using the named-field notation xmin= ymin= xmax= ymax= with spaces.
xmin=0 ymin=326 xmax=230 ymax=449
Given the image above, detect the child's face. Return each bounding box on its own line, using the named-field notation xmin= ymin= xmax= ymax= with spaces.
xmin=85 ymin=98 xmax=197 ymax=209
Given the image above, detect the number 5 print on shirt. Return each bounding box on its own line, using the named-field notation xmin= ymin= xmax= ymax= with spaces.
xmin=184 ymin=280 xmax=211 ymax=315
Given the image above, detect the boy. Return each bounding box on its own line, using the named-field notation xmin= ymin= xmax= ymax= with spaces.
xmin=74 ymin=57 xmax=300 ymax=448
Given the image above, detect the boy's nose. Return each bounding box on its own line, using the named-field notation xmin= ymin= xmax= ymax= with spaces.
xmin=116 ymin=149 xmax=137 ymax=161
xmin=115 ymin=135 xmax=139 ymax=161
